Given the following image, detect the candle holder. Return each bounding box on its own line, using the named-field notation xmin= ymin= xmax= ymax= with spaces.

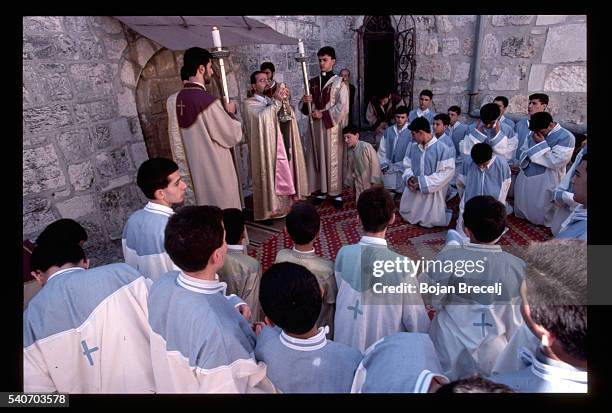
xmin=210 ymin=48 xmax=230 ymax=59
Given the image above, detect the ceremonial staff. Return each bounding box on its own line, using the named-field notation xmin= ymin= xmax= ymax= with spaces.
xmin=295 ymin=39 xmax=319 ymax=171
xmin=210 ymin=27 xmax=246 ymax=209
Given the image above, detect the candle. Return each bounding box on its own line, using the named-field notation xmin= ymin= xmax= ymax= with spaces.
xmin=298 ymin=39 xmax=305 ymax=56
xmin=212 ymin=27 xmax=222 ymax=49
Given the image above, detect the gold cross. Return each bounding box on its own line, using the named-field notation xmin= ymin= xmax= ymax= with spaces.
xmin=177 ymin=100 xmax=186 ymax=116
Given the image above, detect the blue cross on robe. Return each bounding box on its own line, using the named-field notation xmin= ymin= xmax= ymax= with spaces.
xmin=347 ymin=299 xmax=363 ymax=320
xmin=81 ymin=340 xmax=99 ymax=366
xmin=473 ymin=313 xmax=493 ymax=338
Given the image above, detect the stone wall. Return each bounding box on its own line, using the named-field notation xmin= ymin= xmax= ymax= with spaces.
xmin=408 ymin=15 xmax=587 ymax=129
xmin=23 ymin=16 xmax=148 ymax=266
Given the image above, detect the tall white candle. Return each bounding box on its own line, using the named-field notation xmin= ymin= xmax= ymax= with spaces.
xmin=212 ymin=27 xmax=222 ymax=48
xmin=298 ymin=39 xmax=305 ymax=56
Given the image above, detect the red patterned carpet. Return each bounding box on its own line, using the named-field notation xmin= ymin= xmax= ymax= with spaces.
xmin=247 ymin=190 xmax=553 ymax=273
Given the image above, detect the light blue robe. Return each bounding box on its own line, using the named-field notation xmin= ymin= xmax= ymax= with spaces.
xmin=460 ymin=121 xmax=515 ymax=162
xmin=23 ymin=264 xmax=155 ymax=393
xmin=408 ymin=108 xmax=436 ymax=128
xmin=514 ymin=123 xmax=575 ymax=226
xmin=351 ymin=332 xmax=448 ymax=393
xmin=489 ymin=346 xmax=587 ymax=393
xmin=255 ymin=326 xmax=362 ymax=393
xmin=550 ymin=144 xmax=587 ymax=235
xmin=333 ymin=236 xmax=430 ymax=353
xmin=122 ymin=202 xmax=178 ymax=282
xmin=147 ymin=271 xmax=273 ymax=393
xmin=378 ymin=123 xmax=412 ymax=193
xmin=555 ymin=206 xmax=587 ymax=241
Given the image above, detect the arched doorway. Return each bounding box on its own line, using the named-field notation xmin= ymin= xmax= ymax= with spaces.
xmin=134 ymin=48 xmax=184 ymax=160
xmin=361 ymin=16 xmax=395 ymax=115
xmin=357 ymin=16 xmax=417 ymax=127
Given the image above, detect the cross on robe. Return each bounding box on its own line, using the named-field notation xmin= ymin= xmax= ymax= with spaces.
xmin=177 ymin=100 xmax=186 ymax=116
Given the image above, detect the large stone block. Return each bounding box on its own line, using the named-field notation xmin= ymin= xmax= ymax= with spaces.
xmin=92 ymin=16 xmax=124 ymax=34
xmin=482 ymin=34 xmax=499 ymax=59
xmin=102 ymin=175 xmax=133 ymax=192
xmin=463 ymin=37 xmax=474 ymax=57
xmin=488 ymin=67 xmax=520 ymax=91
xmin=155 ymin=49 xmax=179 ymax=77
xmin=135 ymin=38 xmax=157 ymax=68
xmin=528 ymin=64 xmax=547 ymax=91
xmin=23 ymin=104 xmax=73 ymax=134
xmin=74 ymin=99 xmax=117 ymax=124
xmin=78 ymin=35 xmax=105 ymax=60
xmin=56 ymin=194 xmax=96 ymax=219
xmin=95 ymin=146 xmax=133 ymax=179
xmin=453 ymin=62 xmax=471 ymax=82
xmin=54 ymin=34 xmax=79 ymax=60
xmin=544 ymin=65 xmax=586 ymax=92
xmin=57 ymin=128 xmax=94 ymax=162
xmin=69 ymin=63 xmax=114 ymax=100
xmin=442 ymin=37 xmax=460 ymax=56
xmin=508 ymin=94 xmax=529 ymax=114
xmin=23 ymin=200 xmax=57 ymax=237
xmin=110 ymin=118 xmax=133 ymax=146
xmin=98 ymin=184 xmax=142 ymax=239
xmin=104 ymin=37 xmax=128 ymax=60
xmin=41 ymin=72 xmax=73 ymax=102
xmin=424 ymin=38 xmax=439 ymax=56
xmin=117 ymin=87 xmax=138 ymax=117
xmin=501 ymin=36 xmax=539 ymax=58
xmin=436 ymin=16 xmax=454 ymax=33
xmin=62 ymin=16 xmax=91 ymax=33
xmin=93 ymin=124 xmax=111 ymax=149
xmin=542 ymin=24 xmax=586 ymax=63
xmin=68 ymin=160 xmax=95 ymax=191
xmin=491 ymin=15 xmax=534 ymax=26
xmin=23 ymin=35 xmax=57 ymax=60
xmin=23 ymin=144 xmax=67 ymax=196
xmin=536 ymin=15 xmax=567 ymax=26
xmin=23 ymin=16 xmax=63 ymax=33
xmin=450 ymin=15 xmax=476 ymax=27
xmin=558 ymin=94 xmax=587 ymax=124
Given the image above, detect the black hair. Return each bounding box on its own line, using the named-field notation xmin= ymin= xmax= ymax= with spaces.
xmin=250 ymin=70 xmax=267 ymax=85
xmin=136 ymin=158 xmax=179 ymax=200
xmin=463 ymin=195 xmax=506 ymax=243
xmin=408 ymin=117 xmax=431 ymax=134
xmin=30 ymin=242 xmax=86 ymax=273
xmin=493 ymin=96 xmax=509 ymax=108
xmin=260 ymin=61 xmax=275 ymax=73
xmin=528 ymin=112 xmax=554 ymax=131
xmin=436 ymin=375 xmax=515 ymax=393
xmin=395 ymin=105 xmax=409 ymax=115
xmin=448 ymin=105 xmax=461 ymax=115
xmin=470 ymin=143 xmax=494 ymax=165
xmin=357 ymin=187 xmax=395 ymax=233
xmin=317 ymin=46 xmax=336 ymax=59
xmin=479 ymin=103 xmax=501 ymax=124
xmin=342 ymin=125 xmax=360 ymax=135
xmin=164 ymin=206 xmax=224 ymax=272
xmin=419 ymin=89 xmax=433 ymax=99
xmin=433 ymin=113 xmax=450 ymax=126
xmin=36 ymin=219 xmax=88 ymax=246
xmin=529 ymin=93 xmax=549 ymax=105
xmin=183 ymin=47 xmax=212 ymax=77
xmin=286 ymin=202 xmax=320 ymax=245
xmin=179 ymin=65 xmax=189 ymax=82
xmin=222 ymin=208 xmax=245 ymax=245
xmin=259 ymin=262 xmax=322 ymax=334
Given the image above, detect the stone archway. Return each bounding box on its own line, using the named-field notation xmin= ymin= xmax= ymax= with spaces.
xmin=134 ymin=48 xmax=183 ymax=160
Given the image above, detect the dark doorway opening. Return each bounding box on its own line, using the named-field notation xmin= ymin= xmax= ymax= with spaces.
xmin=362 ymin=16 xmax=395 ymax=111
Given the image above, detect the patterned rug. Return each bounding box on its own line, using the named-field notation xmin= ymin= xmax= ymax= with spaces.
xmin=247 ymin=189 xmax=553 ymax=273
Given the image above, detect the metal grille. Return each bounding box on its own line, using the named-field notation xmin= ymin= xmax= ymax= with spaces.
xmin=391 ymin=16 xmax=417 ymax=110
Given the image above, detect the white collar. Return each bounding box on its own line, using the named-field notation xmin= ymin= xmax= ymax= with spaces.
xmin=394 ymin=123 xmax=409 ymax=135
xmin=190 ymin=80 xmax=207 ymax=91
xmin=520 ymin=347 xmax=587 ymax=386
xmin=279 ymin=326 xmax=329 ymax=352
xmin=359 ymin=236 xmax=387 ymax=246
xmin=144 ymin=201 xmax=174 ymax=217
xmin=418 ymin=136 xmax=438 ymax=151
xmin=416 ymin=108 xmax=430 ymax=117
xmin=176 ymin=271 xmax=227 ymax=295
xmin=464 ymin=242 xmax=502 ymax=252
xmin=292 ymin=246 xmax=316 ymax=256
xmin=479 ymin=154 xmax=497 ymax=170
xmin=499 ymin=115 xmax=506 ymax=122
xmin=549 ymin=123 xmax=562 ymax=135
xmin=47 ymin=266 xmax=86 ymax=283
xmin=227 ymin=244 xmax=245 ymax=253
